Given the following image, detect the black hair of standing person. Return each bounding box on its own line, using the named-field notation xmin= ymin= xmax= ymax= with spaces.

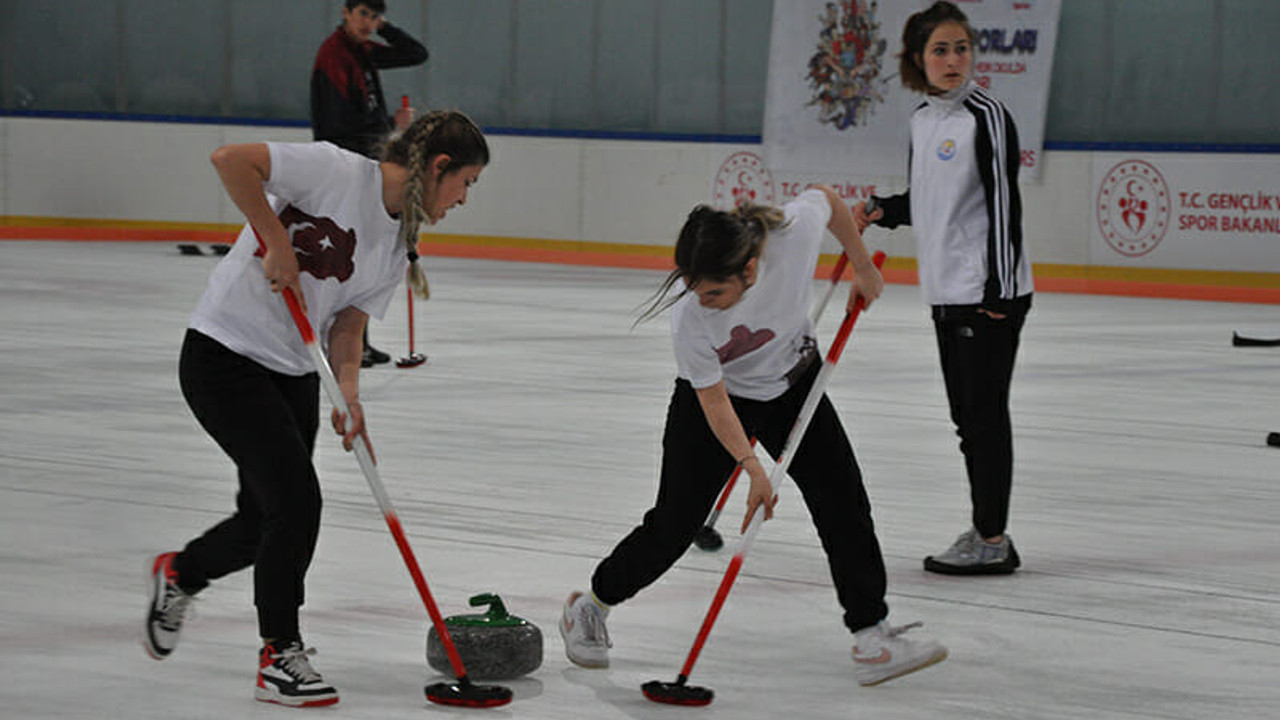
xmin=346 ymin=0 xmax=387 ymax=12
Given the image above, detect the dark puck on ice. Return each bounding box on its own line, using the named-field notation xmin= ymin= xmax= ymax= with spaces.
xmin=693 ymin=525 xmax=724 ymax=551
xmin=642 ymin=679 xmax=714 ymax=706
xmin=1232 ymin=332 xmax=1280 ymax=347
xmin=423 ymin=678 xmax=513 ymax=708
xmin=1267 ymin=432 xmax=1280 ymax=447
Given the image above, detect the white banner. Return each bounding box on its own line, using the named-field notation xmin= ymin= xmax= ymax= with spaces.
xmin=763 ymin=0 xmax=1060 ymax=182
xmin=1091 ymin=154 xmax=1280 ymax=272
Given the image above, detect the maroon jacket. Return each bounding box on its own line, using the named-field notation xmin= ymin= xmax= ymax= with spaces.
xmin=309 ymin=22 xmax=427 ymax=158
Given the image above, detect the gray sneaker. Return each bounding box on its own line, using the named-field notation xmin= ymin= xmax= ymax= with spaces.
xmin=924 ymin=528 xmax=1020 ymax=575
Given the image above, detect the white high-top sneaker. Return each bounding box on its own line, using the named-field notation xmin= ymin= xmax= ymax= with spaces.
xmin=852 ymin=620 xmax=947 ymax=686
xmin=559 ymin=591 xmax=612 ymax=668
xmin=255 ymin=641 xmax=339 ymax=708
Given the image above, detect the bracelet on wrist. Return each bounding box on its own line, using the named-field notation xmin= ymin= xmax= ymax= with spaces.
xmin=736 ymin=455 xmax=758 ymax=467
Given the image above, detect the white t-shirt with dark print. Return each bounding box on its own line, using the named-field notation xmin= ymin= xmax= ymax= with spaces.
xmin=190 ymin=142 xmax=408 ymax=376
xmin=670 ymin=189 xmax=831 ymax=401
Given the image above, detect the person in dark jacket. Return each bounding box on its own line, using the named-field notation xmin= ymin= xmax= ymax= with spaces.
xmin=311 ymin=0 xmax=428 ymax=366
xmin=311 ymin=0 xmax=427 ymax=158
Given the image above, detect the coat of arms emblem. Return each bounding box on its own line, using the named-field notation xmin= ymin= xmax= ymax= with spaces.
xmin=807 ymin=1 xmax=888 ymax=130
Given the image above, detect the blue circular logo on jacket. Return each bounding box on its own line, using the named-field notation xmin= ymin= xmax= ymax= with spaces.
xmin=937 ymin=139 xmax=957 ymax=160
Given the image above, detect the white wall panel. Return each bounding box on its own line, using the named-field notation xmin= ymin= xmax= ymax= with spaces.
xmin=0 ymin=117 xmax=1215 ymax=274
xmin=581 ymin=140 xmax=730 ymax=247
xmin=1023 ymin=151 xmax=1092 ymax=265
xmin=0 ymin=119 xmax=9 ymax=217
xmin=428 ymin=135 xmax=583 ymax=241
xmin=6 ymin=118 xmax=223 ymax=223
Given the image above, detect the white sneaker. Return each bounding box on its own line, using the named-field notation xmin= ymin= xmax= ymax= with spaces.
xmin=559 ymin=591 xmax=611 ymax=668
xmin=852 ymin=620 xmax=947 ymax=686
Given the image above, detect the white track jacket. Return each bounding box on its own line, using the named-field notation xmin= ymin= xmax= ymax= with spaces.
xmin=875 ymin=81 xmax=1033 ymax=310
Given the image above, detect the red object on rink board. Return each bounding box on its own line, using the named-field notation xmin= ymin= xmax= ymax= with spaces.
xmin=396 ymin=280 xmax=427 ymax=368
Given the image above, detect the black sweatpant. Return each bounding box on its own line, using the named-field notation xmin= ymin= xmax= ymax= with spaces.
xmin=592 ymin=362 xmax=889 ymax=633
xmin=932 ymin=296 xmax=1031 ymax=539
xmin=173 ymin=329 xmax=322 ymax=642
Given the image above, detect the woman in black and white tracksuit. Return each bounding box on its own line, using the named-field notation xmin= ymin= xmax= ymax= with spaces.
xmin=857 ymin=1 xmax=1032 ymax=576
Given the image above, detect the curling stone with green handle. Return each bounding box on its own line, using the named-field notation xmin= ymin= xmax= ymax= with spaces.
xmin=427 ymin=593 xmax=542 ymax=680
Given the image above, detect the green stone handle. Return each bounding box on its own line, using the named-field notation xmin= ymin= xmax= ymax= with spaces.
xmin=468 ymin=593 xmax=509 ymax=620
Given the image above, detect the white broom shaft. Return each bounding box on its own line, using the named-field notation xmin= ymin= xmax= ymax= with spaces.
xmin=675 ymin=251 xmax=884 ymax=680
xmin=704 ymin=252 xmax=850 ymax=523
xmin=253 ymin=227 xmax=473 ymax=678
xmin=278 ymin=284 xmax=471 ymax=678
xmin=299 ymin=339 xmax=392 ymax=509
xmin=812 ymin=252 xmax=849 ymax=323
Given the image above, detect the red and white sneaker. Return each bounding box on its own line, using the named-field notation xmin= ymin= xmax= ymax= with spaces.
xmin=255 ymin=641 xmax=340 ymax=708
xmin=852 ymin=620 xmax=947 ymax=686
xmin=142 ymin=552 xmax=193 ymax=660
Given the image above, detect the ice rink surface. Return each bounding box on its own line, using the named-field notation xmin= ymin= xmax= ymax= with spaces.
xmin=1 ymin=240 xmax=1277 ymax=719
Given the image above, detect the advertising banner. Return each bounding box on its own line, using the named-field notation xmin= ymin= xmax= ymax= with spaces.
xmin=763 ymin=0 xmax=1060 ymax=183
xmin=1092 ymin=154 xmax=1280 ymax=272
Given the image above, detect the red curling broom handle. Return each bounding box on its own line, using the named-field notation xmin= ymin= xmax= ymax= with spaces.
xmin=675 ymin=251 xmax=885 ymax=684
xmin=251 ymin=226 xmax=474 ymax=682
xmin=406 ymin=282 xmax=417 ymax=354
xmin=703 ymin=252 xmax=851 ymax=524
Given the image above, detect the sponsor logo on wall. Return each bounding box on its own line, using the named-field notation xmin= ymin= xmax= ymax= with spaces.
xmin=1092 ymin=154 xmax=1280 ymax=270
xmin=713 ymin=151 xmax=878 ymax=211
xmin=805 ymin=0 xmax=888 ymax=131
xmin=1096 ymin=160 xmax=1171 ymax=257
xmin=714 ymin=152 xmax=777 ymax=208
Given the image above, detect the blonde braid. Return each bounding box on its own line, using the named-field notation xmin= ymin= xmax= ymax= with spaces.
xmin=384 ymin=109 xmax=489 ymax=301
xmin=397 ymin=113 xmax=445 ymax=300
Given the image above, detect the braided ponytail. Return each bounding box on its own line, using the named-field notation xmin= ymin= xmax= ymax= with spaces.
xmin=399 ymin=123 xmax=432 ymax=298
xmin=382 ymin=110 xmax=490 ymax=300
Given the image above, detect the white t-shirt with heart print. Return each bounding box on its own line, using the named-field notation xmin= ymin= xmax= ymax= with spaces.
xmin=670 ymin=189 xmax=832 ymax=401
xmin=189 ymin=142 xmax=408 ymax=376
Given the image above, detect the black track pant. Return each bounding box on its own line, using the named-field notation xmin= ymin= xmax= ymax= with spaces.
xmin=932 ymin=296 xmax=1031 ymax=539
xmin=592 ymin=363 xmax=889 ymax=633
xmin=173 ymin=329 xmax=322 ymax=642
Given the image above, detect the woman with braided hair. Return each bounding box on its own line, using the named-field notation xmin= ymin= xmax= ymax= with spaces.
xmin=143 ymin=110 xmax=487 ymax=708
xmin=560 ymin=187 xmax=948 ymax=688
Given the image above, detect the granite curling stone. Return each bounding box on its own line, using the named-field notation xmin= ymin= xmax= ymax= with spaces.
xmin=427 ymin=593 xmax=542 ymax=680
